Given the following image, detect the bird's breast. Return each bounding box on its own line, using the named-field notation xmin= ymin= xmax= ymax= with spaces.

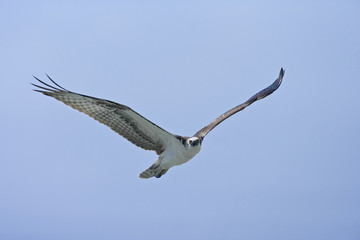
xmin=162 ymin=145 xmax=201 ymax=168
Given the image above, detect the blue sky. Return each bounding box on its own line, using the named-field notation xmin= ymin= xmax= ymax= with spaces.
xmin=1 ymin=1 xmax=359 ymax=239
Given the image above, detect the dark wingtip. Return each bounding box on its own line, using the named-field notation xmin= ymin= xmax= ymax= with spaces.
xmin=45 ymin=73 xmax=69 ymax=91
xmin=32 ymin=89 xmax=46 ymax=94
xmin=32 ymin=75 xmax=41 ymax=81
xmin=275 ymin=67 xmax=285 ymax=89
xmin=280 ymin=67 xmax=285 ymax=78
xmin=31 ymin=74 xmax=70 ymax=92
xmin=30 ymin=82 xmax=39 ymax=89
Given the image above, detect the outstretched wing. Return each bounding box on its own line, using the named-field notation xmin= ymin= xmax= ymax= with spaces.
xmin=194 ymin=68 xmax=284 ymax=139
xmin=32 ymin=75 xmax=177 ymax=154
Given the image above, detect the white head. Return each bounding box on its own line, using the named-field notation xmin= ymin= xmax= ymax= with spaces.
xmin=186 ymin=137 xmax=202 ymax=148
xmin=183 ymin=136 xmax=202 ymax=158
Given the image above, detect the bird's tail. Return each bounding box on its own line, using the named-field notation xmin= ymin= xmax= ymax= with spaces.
xmin=139 ymin=163 xmax=159 ymax=179
xmin=139 ymin=163 xmax=169 ymax=179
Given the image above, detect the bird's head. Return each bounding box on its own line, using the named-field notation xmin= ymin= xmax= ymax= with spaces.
xmin=186 ymin=137 xmax=202 ymax=148
xmin=183 ymin=136 xmax=202 ymax=158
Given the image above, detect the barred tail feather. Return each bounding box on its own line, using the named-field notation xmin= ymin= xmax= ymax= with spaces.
xmin=139 ymin=163 xmax=159 ymax=179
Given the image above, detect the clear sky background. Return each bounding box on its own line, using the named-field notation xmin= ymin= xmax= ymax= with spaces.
xmin=1 ymin=1 xmax=359 ymax=239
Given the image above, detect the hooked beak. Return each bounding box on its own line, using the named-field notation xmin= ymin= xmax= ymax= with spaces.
xmin=192 ymin=139 xmax=200 ymax=146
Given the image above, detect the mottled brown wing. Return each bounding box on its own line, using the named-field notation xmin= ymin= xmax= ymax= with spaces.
xmin=194 ymin=68 xmax=284 ymax=139
xmin=32 ymin=75 xmax=177 ymax=154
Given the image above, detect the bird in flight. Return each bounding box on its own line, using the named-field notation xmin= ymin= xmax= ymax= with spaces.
xmin=32 ymin=68 xmax=284 ymax=179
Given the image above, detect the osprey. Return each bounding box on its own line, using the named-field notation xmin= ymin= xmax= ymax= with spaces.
xmin=32 ymin=68 xmax=284 ymax=178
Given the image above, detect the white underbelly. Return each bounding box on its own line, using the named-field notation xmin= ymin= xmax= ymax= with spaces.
xmin=161 ymin=145 xmax=201 ymax=169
